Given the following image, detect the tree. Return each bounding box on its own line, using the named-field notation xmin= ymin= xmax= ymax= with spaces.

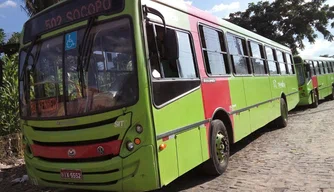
xmin=0 ymin=54 xmax=20 ymax=136
xmin=226 ymin=0 xmax=334 ymax=54
xmin=7 ymin=32 xmax=21 ymax=44
xmin=22 ymin=0 xmax=63 ymax=16
xmin=0 ymin=29 xmax=5 ymax=45
xmin=0 ymin=31 xmax=20 ymax=56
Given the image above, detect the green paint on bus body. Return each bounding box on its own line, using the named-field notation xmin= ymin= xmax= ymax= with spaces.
xmin=22 ymin=1 xmax=161 ymax=191
xmin=20 ymin=0 xmax=301 ymax=191
xmin=294 ymin=56 xmax=334 ymax=106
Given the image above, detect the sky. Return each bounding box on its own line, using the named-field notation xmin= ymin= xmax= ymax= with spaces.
xmin=0 ymin=0 xmax=334 ymax=56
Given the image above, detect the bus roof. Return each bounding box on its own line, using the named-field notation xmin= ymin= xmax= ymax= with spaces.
xmin=297 ymin=55 xmax=334 ymax=61
xmin=23 ymin=0 xmax=291 ymax=52
xmin=151 ymin=0 xmax=291 ymax=52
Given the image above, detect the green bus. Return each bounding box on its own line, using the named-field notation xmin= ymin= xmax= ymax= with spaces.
xmin=294 ymin=56 xmax=334 ymax=107
xmin=18 ymin=0 xmax=299 ymax=191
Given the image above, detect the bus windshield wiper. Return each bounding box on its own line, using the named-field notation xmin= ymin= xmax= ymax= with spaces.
xmin=78 ymin=16 xmax=97 ymax=95
xmin=19 ymin=35 xmax=40 ymax=116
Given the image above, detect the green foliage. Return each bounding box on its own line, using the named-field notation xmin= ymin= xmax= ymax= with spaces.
xmin=7 ymin=32 xmax=21 ymax=44
xmin=0 ymin=54 xmax=20 ymax=136
xmin=0 ymin=29 xmax=5 ymax=45
xmin=22 ymin=0 xmax=63 ymax=16
xmin=226 ymin=0 xmax=334 ymax=54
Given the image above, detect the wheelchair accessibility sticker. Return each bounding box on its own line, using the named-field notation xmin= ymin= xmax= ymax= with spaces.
xmin=65 ymin=31 xmax=77 ymax=51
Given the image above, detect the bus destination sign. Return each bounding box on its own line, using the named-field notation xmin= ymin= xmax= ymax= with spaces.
xmin=23 ymin=0 xmax=125 ymax=44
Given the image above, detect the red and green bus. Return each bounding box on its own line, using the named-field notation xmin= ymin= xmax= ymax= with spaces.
xmin=19 ymin=0 xmax=299 ymax=191
xmin=294 ymin=56 xmax=334 ymax=107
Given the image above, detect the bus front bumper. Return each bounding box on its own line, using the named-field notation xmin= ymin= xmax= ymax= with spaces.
xmin=25 ymin=145 xmax=159 ymax=192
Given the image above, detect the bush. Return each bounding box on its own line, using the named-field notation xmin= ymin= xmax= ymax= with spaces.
xmin=0 ymin=54 xmax=20 ymax=136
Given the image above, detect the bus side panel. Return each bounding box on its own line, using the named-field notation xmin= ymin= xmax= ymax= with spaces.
xmin=187 ymin=13 xmax=233 ymax=146
xmin=285 ymin=75 xmax=299 ymax=110
xmin=229 ymin=77 xmax=250 ymax=142
xmin=143 ymin=2 xmax=208 ymax=186
xmin=269 ymin=75 xmax=289 ymax=119
xmin=318 ymin=74 xmax=328 ymax=99
xmin=243 ymin=76 xmax=271 ymax=132
xmin=326 ymin=73 xmax=333 ymax=96
xmin=153 ymin=90 xmax=206 ymax=186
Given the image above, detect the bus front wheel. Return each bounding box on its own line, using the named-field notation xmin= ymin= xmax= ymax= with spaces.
xmin=202 ymin=119 xmax=230 ymax=176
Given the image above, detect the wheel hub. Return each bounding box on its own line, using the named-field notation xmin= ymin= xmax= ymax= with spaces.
xmin=216 ymin=132 xmax=228 ymax=163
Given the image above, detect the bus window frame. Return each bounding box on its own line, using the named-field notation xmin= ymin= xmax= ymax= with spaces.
xmin=247 ymin=39 xmax=268 ymax=76
xmin=197 ymin=22 xmax=232 ymax=78
xmin=145 ymin=21 xmax=201 ymax=108
xmin=264 ymin=45 xmax=280 ymax=76
xmin=284 ymin=52 xmax=295 ymax=75
xmin=148 ymin=22 xmax=200 ymax=81
xmin=276 ymin=49 xmax=289 ymax=76
xmin=225 ymin=32 xmax=252 ymax=77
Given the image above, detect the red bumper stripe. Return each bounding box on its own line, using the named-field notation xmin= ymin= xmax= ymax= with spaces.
xmin=31 ymin=140 xmax=122 ymax=159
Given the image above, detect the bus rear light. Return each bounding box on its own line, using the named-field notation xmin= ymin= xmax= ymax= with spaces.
xmin=134 ymin=138 xmax=141 ymax=145
xmin=135 ymin=125 xmax=143 ymax=134
xmin=126 ymin=141 xmax=135 ymax=151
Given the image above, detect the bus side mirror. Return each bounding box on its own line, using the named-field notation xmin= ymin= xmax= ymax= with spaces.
xmin=164 ymin=29 xmax=179 ymax=60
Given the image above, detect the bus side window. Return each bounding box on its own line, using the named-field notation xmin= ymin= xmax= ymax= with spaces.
xmin=265 ymin=47 xmax=279 ymax=75
xmin=276 ymin=50 xmax=287 ymax=75
xmin=226 ymin=33 xmax=251 ymax=75
xmin=199 ymin=25 xmax=229 ymax=75
xmin=285 ymin=53 xmax=294 ymax=74
xmin=146 ymin=24 xmax=190 ymax=79
xmin=145 ymin=23 xmax=199 ymax=106
xmin=248 ymin=41 xmax=267 ymax=74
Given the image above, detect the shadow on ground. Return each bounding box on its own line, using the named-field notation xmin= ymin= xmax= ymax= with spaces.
xmin=153 ymin=122 xmax=286 ymax=192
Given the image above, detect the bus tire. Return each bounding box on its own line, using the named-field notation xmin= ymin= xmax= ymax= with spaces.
xmin=201 ymin=120 xmax=230 ymax=176
xmin=329 ymin=87 xmax=334 ymax=100
xmin=274 ymin=98 xmax=288 ymax=128
xmin=311 ymin=91 xmax=319 ymax=108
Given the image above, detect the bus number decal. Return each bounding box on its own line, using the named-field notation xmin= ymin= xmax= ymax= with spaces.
xmin=114 ymin=121 xmax=125 ymax=128
xmin=45 ymin=16 xmax=62 ymax=30
xmin=43 ymin=0 xmax=112 ymax=31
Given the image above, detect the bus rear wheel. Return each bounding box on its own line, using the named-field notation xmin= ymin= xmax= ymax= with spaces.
xmin=202 ymin=119 xmax=230 ymax=176
xmin=311 ymin=91 xmax=319 ymax=108
xmin=328 ymin=87 xmax=334 ymax=100
xmin=274 ymin=98 xmax=288 ymax=128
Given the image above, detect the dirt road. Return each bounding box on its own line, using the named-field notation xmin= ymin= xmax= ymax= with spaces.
xmin=2 ymin=100 xmax=334 ymax=192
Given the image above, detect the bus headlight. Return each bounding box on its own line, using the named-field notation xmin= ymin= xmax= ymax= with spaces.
xmin=135 ymin=124 xmax=143 ymax=134
xmin=126 ymin=141 xmax=135 ymax=151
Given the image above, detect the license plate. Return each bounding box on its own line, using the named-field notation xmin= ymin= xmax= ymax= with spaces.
xmin=60 ymin=169 xmax=83 ymax=180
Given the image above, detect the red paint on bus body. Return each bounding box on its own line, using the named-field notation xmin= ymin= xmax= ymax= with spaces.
xmin=312 ymin=76 xmax=318 ymax=88
xmin=31 ymin=140 xmax=122 ymax=159
xmin=187 ymin=7 xmax=234 ymax=157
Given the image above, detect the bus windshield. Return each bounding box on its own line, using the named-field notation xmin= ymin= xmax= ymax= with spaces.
xmin=19 ymin=17 xmax=138 ymax=119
